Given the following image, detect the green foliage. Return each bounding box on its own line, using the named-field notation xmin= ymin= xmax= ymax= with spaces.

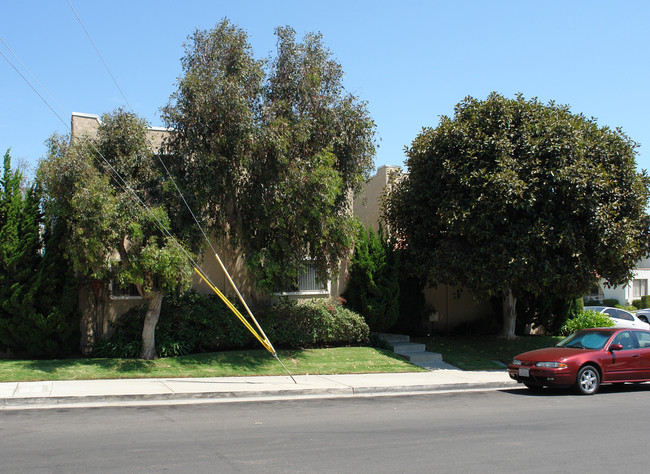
xmin=385 ymin=92 xmax=650 ymax=337
xmin=602 ymin=298 xmax=619 ymax=307
xmin=92 ymin=292 xmax=251 ymax=358
xmin=162 ymin=19 xmax=376 ymax=293
xmin=92 ymin=294 xmax=369 ymax=358
xmin=0 ymin=150 xmax=79 ymax=358
xmin=258 ymin=298 xmax=370 ymax=348
xmin=39 ymin=110 xmax=197 ymax=358
xmin=638 ymin=295 xmax=650 ymax=310
xmin=560 ymin=309 xmax=615 ymax=335
xmin=515 ymin=295 xmax=583 ymax=335
xmin=343 ymin=226 xmax=400 ymax=331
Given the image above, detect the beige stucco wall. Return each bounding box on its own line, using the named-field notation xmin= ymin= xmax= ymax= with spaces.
xmin=353 ymin=165 xmax=400 ymax=232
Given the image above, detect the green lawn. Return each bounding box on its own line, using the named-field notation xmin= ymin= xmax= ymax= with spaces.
xmin=413 ymin=334 xmax=563 ymax=371
xmin=0 ymin=346 xmax=424 ymax=383
xmin=0 ymin=335 xmax=566 ymax=382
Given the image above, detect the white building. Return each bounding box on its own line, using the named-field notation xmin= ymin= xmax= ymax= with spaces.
xmin=587 ymin=258 xmax=650 ymax=305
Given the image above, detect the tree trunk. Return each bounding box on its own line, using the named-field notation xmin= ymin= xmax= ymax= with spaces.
xmin=501 ymin=288 xmax=517 ymax=340
xmin=79 ymin=280 xmax=109 ymax=355
xmin=140 ymin=290 xmax=163 ymax=359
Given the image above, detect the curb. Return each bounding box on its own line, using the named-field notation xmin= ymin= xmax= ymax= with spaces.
xmin=0 ymin=380 xmax=518 ymax=409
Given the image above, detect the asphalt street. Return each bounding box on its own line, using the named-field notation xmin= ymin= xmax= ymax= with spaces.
xmin=2 ymin=384 xmax=650 ymax=473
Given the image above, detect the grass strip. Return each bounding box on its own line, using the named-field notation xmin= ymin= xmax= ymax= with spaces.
xmin=0 ymin=346 xmax=424 ymax=382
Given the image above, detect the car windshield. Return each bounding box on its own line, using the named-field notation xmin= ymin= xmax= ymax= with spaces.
xmin=556 ymin=330 xmax=612 ymax=350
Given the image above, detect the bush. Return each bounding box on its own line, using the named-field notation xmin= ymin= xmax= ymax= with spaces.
xmin=343 ymin=226 xmax=400 ymax=332
xmin=93 ymin=293 xmax=370 ymax=358
xmin=258 ymin=298 xmax=370 ymax=348
xmin=642 ymin=295 xmax=650 ymax=309
xmin=602 ymin=298 xmax=619 ymax=307
xmin=560 ymin=309 xmax=615 ymax=336
xmin=92 ymin=291 xmax=252 ymax=358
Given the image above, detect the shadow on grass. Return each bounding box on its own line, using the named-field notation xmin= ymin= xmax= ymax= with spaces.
xmin=21 ymin=357 xmax=156 ymax=374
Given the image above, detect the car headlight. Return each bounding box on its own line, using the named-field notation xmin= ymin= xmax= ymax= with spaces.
xmin=535 ymin=362 xmax=567 ymax=368
xmin=512 ymin=359 xmax=521 ymax=365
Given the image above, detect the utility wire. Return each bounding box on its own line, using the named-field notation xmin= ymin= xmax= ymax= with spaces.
xmin=66 ymin=0 xmax=133 ymax=111
xmin=0 ymin=37 xmax=68 ymax=121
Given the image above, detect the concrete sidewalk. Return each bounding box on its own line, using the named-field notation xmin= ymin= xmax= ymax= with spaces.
xmin=0 ymin=370 xmax=518 ymax=410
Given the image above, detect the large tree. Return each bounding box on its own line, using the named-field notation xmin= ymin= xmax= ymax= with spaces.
xmin=39 ymin=110 xmax=194 ymax=358
xmin=385 ymin=93 xmax=650 ymax=339
xmin=0 ymin=150 xmax=79 ymax=358
xmin=162 ymin=20 xmax=376 ymax=293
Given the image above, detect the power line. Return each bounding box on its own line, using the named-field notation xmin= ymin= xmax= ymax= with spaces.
xmin=66 ymin=0 xmax=133 ymax=111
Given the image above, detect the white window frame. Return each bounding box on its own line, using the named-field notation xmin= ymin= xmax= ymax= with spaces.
xmin=633 ymin=279 xmax=648 ymax=299
xmin=275 ymin=261 xmax=330 ymax=297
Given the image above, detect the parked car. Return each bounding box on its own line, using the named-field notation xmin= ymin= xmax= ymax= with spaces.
xmin=508 ymin=328 xmax=650 ymax=394
xmin=584 ymin=306 xmax=650 ymax=330
xmin=635 ymin=308 xmax=650 ymax=324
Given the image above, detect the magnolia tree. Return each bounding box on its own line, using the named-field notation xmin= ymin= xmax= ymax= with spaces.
xmin=384 ymin=93 xmax=650 ymax=339
xmin=39 ymin=110 xmax=195 ymax=358
xmin=162 ymin=20 xmax=376 ymax=293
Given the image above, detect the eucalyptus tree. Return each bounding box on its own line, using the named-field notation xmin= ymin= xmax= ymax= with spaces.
xmin=162 ymin=19 xmax=376 ymax=293
xmin=39 ymin=110 xmax=194 ymax=359
xmin=384 ymin=93 xmax=650 ymax=339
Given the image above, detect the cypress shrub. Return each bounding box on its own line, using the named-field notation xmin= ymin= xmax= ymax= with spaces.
xmin=343 ymin=226 xmax=399 ymax=332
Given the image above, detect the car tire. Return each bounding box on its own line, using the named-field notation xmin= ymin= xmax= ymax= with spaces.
xmin=575 ymin=365 xmax=600 ymax=395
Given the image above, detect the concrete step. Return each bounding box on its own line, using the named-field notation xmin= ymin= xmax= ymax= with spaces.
xmin=396 ymin=350 xmax=443 ymax=363
xmin=391 ymin=342 xmax=426 ymax=353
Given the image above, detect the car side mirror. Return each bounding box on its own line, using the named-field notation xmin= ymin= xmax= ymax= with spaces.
xmin=609 ymin=343 xmax=623 ymax=351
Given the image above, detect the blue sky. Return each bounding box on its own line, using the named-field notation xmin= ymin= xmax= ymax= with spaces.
xmin=2 ymin=1 xmax=649 ymax=178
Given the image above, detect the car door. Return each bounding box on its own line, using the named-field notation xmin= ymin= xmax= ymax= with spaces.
xmin=602 ymin=331 xmax=643 ymax=381
xmin=633 ymin=330 xmax=650 ymax=379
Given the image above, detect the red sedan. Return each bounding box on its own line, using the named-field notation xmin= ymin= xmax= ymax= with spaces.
xmin=508 ymin=328 xmax=650 ymax=394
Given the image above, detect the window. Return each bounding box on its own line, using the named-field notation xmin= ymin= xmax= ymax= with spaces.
xmin=604 ymin=308 xmax=633 ymax=321
xmin=633 ymin=279 xmax=648 ymax=298
xmin=611 ymin=331 xmax=638 ymax=350
xmin=276 ymin=261 xmax=329 ymax=295
xmin=110 ymin=281 xmax=142 ymax=299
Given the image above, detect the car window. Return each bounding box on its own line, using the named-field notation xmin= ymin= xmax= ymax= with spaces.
xmin=616 ymin=310 xmax=634 ymax=321
xmin=605 ymin=309 xmax=633 ymax=321
xmin=635 ymin=331 xmax=650 ymax=349
xmin=611 ymin=331 xmax=638 ymax=350
xmin=638 ymin=315 xmax=649 ymax=324
xmin=558 ymin=330 xmax=612 ymax=350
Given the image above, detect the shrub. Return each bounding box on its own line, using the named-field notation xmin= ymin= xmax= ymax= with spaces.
xmin=632 ymin=296 xmax=650 ymax=310
xmin=92 ymin=291 xmax=252 ymax=358
xmin=343 ymin=226 xmax=400 ymax=332
xmin=560 ymin=309 xmax=615 ymax=335
xmin=602 ymin=298 xmax=619 ymax=307
xmin=93 ymin=294 xmax=370 ymax=358
xmin=258 ymin=298 xmax=370 ymax=348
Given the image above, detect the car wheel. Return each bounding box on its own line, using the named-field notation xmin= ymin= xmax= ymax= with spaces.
xmin=575 ymin=365 xmax=600 ymax=395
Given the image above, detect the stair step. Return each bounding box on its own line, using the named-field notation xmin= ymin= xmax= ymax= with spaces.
xmin=391 ymin=342 xmax=426 ymax=353
xmin=397 ymin=351 xmax=443 ymax=363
